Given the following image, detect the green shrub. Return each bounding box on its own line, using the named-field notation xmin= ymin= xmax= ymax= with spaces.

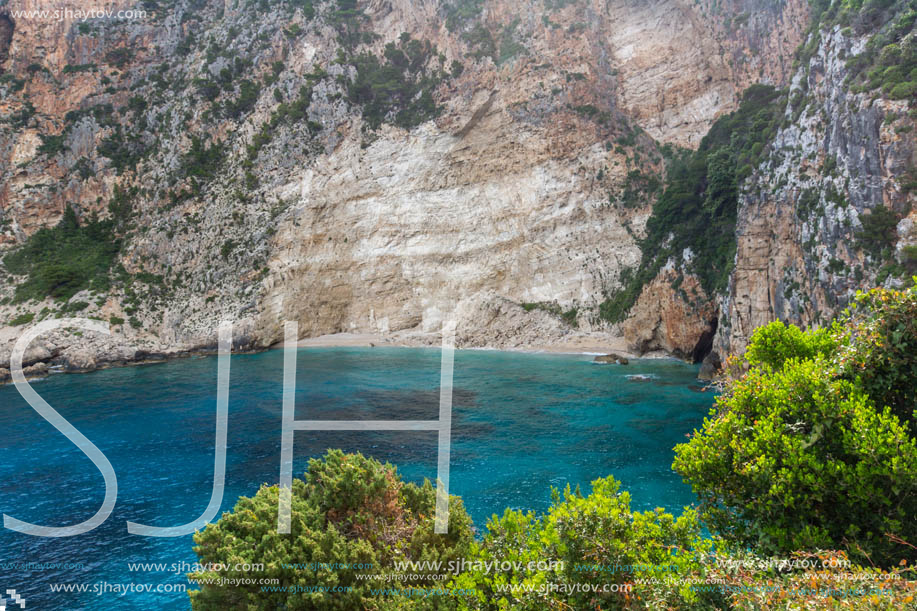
xmin=674 ymin=285 xmax=917 ymax=567
xmin=448 ymin=476 xmax=719 ymax=610
xmin=902 ymin=244 xmax=917 ymax=272
xmin=345 ymin=35 xmax=446 ymax=131
xmin=856 ymin=204 xmax=899 ymax=258
xmin=837 ymin=282 xmax=917 ymax=427
xmin=37 ymin=134 xmax=67 ymax=157
xmin=9 ymin=312 xmax=35 ymax=326
xmin=181 ymin=136 xmax=224 ymax=188
xmin=223 ymin=79 xmax=259 ymax=119
xmin=744 ymin=320 xmax=837 ymax=371
xmin=98 ymin=127 xmax=147 ymax=174
xmin=220 ymin=239 xmax=236 ymax=260
xmin=104 ymin=47 xmax=132 ymax=68
xmin=443 ymin=0 xmax=484 ymax=32
xmin=889 ymin=80 xmax=917 ymax=99
xmin=194 ymin=78 xmax=221 ymax=102
xmin=62 ymin=63 xmax=96 ymax=74
xmin=497 ymin=19 xmax=525 ymax=65
xmin=188 ymin=450 xmax=473 ymax=610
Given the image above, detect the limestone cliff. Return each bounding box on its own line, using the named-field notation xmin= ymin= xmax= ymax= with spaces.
xmin=621 ymin=2 xmax=916 ymax=363
xmin=12 ymin=0 xmax=910 ymax=375
xmin=716 ymin=19 xmax=917 ymax=357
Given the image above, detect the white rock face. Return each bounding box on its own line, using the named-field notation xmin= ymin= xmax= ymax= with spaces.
xmin=257 ymin=112 xmax=640 ymax=343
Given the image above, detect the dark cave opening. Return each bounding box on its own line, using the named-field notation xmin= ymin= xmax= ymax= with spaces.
xmin=691 ymin=315 xmax=718 ymax=364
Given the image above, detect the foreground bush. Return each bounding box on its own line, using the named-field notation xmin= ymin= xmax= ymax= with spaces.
xmin=674 ymin=282 xmax=917 ymax=567
xmin=188 ymin=449 xmax=473 ymax=610
xmin=836 ymin=283 xmax=917 ymax=429
xmin=190 ymin=452 xmax=917 ymax=610
xmin=448 ymin=476 xmax=720 ymax=610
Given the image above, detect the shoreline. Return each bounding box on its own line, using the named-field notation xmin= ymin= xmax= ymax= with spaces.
xmin=1 ymin=331 xmax=685 ymax=387
xmin=286 ymin=331 xmax=675 ymax=361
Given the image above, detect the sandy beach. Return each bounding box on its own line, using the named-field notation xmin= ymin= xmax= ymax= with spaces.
xmin=290 ymin=331 xmax=662 ymax=360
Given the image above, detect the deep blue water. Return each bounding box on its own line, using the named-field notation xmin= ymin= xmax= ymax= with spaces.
xmin=0 ymin=347 xmax=714 ymax=609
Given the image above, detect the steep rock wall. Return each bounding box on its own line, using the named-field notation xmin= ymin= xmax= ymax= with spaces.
xmin=716 ymin=25 xmax=916 ymax=356
xmin=0 ymin=0 xmax=808 ymax=363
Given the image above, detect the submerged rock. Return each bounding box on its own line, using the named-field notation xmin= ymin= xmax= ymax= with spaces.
xmin=594 ymin=353 xmax=629 ymax=365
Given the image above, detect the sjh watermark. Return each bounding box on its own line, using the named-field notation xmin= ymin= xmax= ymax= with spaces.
xmin=4 ymin=317 xmax=457 ymax=537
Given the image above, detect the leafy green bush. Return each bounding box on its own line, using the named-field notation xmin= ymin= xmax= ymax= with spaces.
xmin=180 ymin=136 xmax=224 ymax=190
xmin=614 ymin=169 xmax=662 ymax=209
xmin=443 ymin=0 xmax=484 ymax=32
xmin=98 ymin=127 xmax=147 ymax=174
xmin=189 ymin=450 xmax=473 ymax=610
xmin=328 ymin=0 xmax=369 ymax=47
xmin=837 ymin=282 xmax=917 ymax=427
xmin=448 ymin=476 xmax=719 ymax=610
xmin=223 ymin=79 xmax=259 ymax=119
xmin=62 ymin=63 xmax=97 ymax=74
xmin=346 ymin=35 xmax=447 ymax=131
xmin=37 ymin=134 xmax=67 ymax=157
xmin=675 ymin=356 xmax=917 ymax=567
xmin=674 ymin=285 xmax=917 ymax=567
xmin=104 ymin=47 xmax=132 ymax=68
xmin=902 ymin=244 xmax=917 ymax=272
xmin=856 ymin=204 xmax=899 ymax=258
xmin=8 ymin=312 xmax=35 ymax=326
xmin=744 ymin=320 xmax=837 ymax=370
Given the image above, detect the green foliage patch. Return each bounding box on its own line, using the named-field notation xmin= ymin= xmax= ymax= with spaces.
xmin=674 ymin=282 xmax=917 ymax=567
xmin=189 ymin=450 xmax=473 ymax=610
xmin=856 ymin=204 xmax=900 ymax=258
xmin=802 ymin=1 xmax=916 ymax=104
xmin=3 ymin=204 xmax=128 ymax=303
xmin=448 ymin=477 xmax=718 ymax=610
xmin=345 ymin=34 xmax=450 ymax=131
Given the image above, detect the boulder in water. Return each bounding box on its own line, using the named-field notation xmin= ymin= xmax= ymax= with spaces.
xmin=594 ymin=353 xmax=629 ymax=365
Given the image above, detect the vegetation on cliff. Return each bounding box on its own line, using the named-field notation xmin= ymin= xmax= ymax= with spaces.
xmin=805 ymin=0 xmax=917 ymax=104
xmin=345 ymin=34 xmax=452 ymax=132
xmin=2 ymin=192 xmax=133 ymax=303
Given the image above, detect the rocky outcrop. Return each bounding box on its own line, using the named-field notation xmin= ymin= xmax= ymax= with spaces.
xmin=594 ymin=353 xmax=628 ymax=364
xmin=623 ymin=269 xmax=718 ymax=360
xmin=697 ymin=350 xmax=722 ymax=381
xmin=609 ymin=0 xmax=809 ymax=147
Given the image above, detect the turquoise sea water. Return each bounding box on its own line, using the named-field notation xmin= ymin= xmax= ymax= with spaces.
xmin=0 ymin=347 xmax=714 ymax=609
